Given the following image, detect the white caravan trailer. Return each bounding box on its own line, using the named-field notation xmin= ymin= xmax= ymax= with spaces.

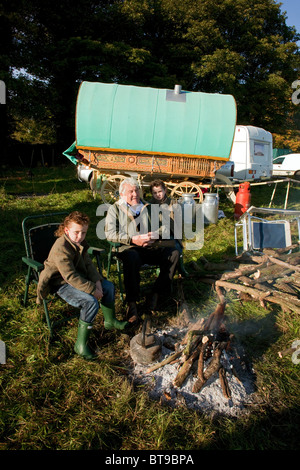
xmin=229 ymin=125 xmax=273 ymax=181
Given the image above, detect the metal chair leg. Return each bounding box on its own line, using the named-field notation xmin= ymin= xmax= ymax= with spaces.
xmin=116 ymin=258 xmax=124 ymax=302
xmin=107 ymin=252 xmax=112 ymax=278
xmin=43 ymin=299 xmax=53 ymax=337
xmin=178 ymin=255 xmax=189 ymax=277
xmin=23 ymin=266 xmax=32 ymax=306
xmin=107 ymin=246 xmax=124 ymax=301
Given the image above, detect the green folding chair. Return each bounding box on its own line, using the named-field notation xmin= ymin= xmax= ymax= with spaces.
xmin=21 ymin=212 xmax=105 ymax=337
xmin=106 ymin=241 xmax=188 ymax=302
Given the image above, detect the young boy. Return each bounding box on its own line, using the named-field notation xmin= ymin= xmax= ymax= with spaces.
xmin=37 ymin=211 xmax=128 ymax=359
xmin=149 ymin=179 xmax=183 ymax=255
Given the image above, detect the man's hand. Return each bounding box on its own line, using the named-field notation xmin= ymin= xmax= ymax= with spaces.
xmin=94 ymin=280 xmax=103 ymax=300
xmin=131 ymin=232 xmax=158 ymax=247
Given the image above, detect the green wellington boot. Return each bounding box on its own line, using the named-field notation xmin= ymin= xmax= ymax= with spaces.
xmin=100 ymin=303 xmax=129 ymax=330
xmin=74 ymin=319 xmax=97 ymax=360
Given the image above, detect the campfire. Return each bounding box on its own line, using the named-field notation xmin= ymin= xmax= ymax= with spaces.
xmin=130 ymin=300 xmax=256 ymax=416
xmin=130 ymin=247 xmax=300 ymax=416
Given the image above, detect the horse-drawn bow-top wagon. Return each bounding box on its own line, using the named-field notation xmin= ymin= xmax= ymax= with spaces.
xmin=63 ymin=81 xmax=237 ymax=203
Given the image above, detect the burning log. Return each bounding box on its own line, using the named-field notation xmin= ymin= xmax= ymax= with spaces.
xmin=146 ymin=300 xmax=227 ymax=375
xmin=131 ymin=249 xmax=299 ymax=413
xmin=176 ymin=277 xmax=194 ymax=326
xmin=192 ymin=341 xmax=228 ymax=393
xmin=181 ymin=318 xmax=205 ymax=345
xmin=146 ymin=350 xmax=182 ymax=374
xmin=172 ymin=301 xmax=231 ymax=391
xmin=143 ymin=249 xmax=299 ymax=405
xmin=203 ymin=301 xmax=226 ymax=332
xmin=181 ymin=301 xmax=226 ymax=357
xmin=219 ymin=366 xmax=232 ymax=400
xmin=141 ymin=301 xmax=252 ymax=409
xmin=197 ymin=336 xmax=209 ymax=382
xmin=173 ymin=346 xmax=201 ymax=388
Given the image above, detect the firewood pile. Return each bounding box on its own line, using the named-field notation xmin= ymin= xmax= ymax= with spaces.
xmin=191 ymin=246 xmax=300 ymax=315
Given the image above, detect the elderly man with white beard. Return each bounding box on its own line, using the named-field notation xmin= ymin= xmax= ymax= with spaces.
xmin=105 ymin=177 xmax=179 ymax=323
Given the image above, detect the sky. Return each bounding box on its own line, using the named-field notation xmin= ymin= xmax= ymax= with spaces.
xmin=279 ymin=0 xmax=300 ymax=44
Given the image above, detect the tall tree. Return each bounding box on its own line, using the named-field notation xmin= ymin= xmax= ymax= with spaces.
xmin=3 ymin=0 xmax=300 ymax=150
xmin=10 ymin=0 xmax=114 ymax=146
xmin=117 ymin=0 xmax=300 ymax=131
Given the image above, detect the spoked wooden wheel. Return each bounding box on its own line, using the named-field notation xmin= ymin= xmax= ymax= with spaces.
xmin=170 ymin=181 xmax=203 ymax=203
xmin=100 ymin=175 xmax=127 ymax=204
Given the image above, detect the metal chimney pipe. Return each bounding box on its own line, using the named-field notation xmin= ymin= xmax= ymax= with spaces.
xmin=174 ymin=84 xmax=182 ymax=94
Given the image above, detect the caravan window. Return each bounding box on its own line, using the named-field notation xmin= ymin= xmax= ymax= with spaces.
xmin=251 ymin=142 xmax=268 ymax=162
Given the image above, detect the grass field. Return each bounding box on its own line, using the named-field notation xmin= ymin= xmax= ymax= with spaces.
xmin=0 ymin=164 xmax=299 ymax=451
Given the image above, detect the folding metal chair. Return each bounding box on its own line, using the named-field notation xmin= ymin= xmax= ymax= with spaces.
xmin=235 ymin=206 xmax=300 ymax=255
xmin=106 ymin=241 xmax=188 ymax=301
xmin=21 ymin=212 xmax=105 ymax=337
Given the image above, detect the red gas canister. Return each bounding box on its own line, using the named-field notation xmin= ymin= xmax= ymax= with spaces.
xmin=234 ymin=182 xmax=251 ymax=219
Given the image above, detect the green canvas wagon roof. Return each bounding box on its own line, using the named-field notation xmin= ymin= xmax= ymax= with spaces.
xmin=74 ymin=81 xmax=236 ymax=160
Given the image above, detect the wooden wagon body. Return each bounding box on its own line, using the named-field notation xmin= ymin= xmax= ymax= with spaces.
xmin=64 ymin=81 xmax=237 ymax=202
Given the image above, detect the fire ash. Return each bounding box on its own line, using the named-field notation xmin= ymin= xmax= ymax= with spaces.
xmin=129 ymin=306 xmax=257 ymax=417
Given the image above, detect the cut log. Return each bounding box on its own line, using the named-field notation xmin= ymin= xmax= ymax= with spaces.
xmin=219 ymin=366 xmax=232 ymax=399
xmin=215 ymin=284 xmax=226 ymax=304
xmin=192 ymin=342 xmax=226 ymax=393
xmin=198 ymin=256 xmax=238 ymax=272
xmin=182 ymin=301 xmax=225 ymax=351
xmin=198 ymin=278 xmax=300 ymax=314
xmin=203 ymin=302 xmax=226 ymax=333
xmin=146 ymin=350 xmax=182 ymax=373
xmin=263 ymin=245 xmax=299 ymax=255
xmin=239 ymin=268 xmax=293 ymax=286
xmin=173 ymin=347 xmax=200 ymax=388
xmin=220 ymin=263 xmax=268 ymax=281
xmin=197 ymin=336 xmax=209 ymax=382
xmin=253 ymin=283 xmax=300 ymax=307
xmin=275 ymin=273 xmax=300 ymax=286
xmin=181 ymin=318 xmax=205 ymax=345
xmin=266 ymin=255 xmax=300 ymax=272
xmin=176 ymin=278 xmax=194 ymax=326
